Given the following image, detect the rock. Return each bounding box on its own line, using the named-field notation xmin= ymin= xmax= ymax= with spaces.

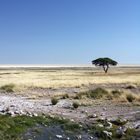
xmin=88 ymin=114 xmax=97 ymax=118
xmin=103 ymin=131 xmax=112 ymax=137
xmin=111 ymin=118 xmax=127 ymax=126
xmin=26 ymin=111 xmax=33 ymax=117
xmin=85 ymin=110 xmax=88 ymax=114
xmin=103 ymin=107 xmax=107 ymax=111
xmin=10 ymin=105 xmax=16 ymax=107
xmin=98 ymin=117 xmax=105 ymax=122
xmin=0 ymin=109 xmax=5 ymax=113
xmin=14 ymin=111 xmax=20 ymax=115
xmin=106 ymin=122 xmax=113 ymax=129
xmin=5 ymin=107 xmax=10 ymax=112
xmin=81 ymin=110 xmax=85 ymax=114
xmin=33 ymin=113 xmax=38 ymax=117
xmin=93 ymin=114 xmax=97 ymax=118
xmin=70 ymin=119 xmax=74 ymax=122
xmin=56 ymin=135 xmax=63 ymax=139
xmin=97 ymin=124 xmax=104 ymax=128
xmin=89 ymin=136 xmax=93 ymax=139
xmin=7 ymin=111 xmax=15 ymax=116
xmin=20 ymin=110 xmax=24 ymax=114
xmin=126 ymin=84 xmax=137 ymax=89
xmin=77 ymin=135 xmax=82 ymax=139
xmin=134 ymin=123 xmax=140 ymax=129
xmin=101 ymin=112 xmax=105 ymax=116
xmin=116 ymin=126 xmax=126 ymax=137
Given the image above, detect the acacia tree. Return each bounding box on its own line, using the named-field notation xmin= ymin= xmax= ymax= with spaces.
xmin=92 ymin=58 xmax=118 ymax=73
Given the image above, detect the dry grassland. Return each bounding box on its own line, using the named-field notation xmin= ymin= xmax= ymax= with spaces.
xmin=0 ymin=67 xmax=140 ymax=90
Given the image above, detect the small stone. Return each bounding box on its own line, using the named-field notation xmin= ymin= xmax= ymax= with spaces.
xmin=116 ymin=127 xmax=125 ymax=137
xmin=97 ymin=124 xmax=104 ymax=128
xmin=88 ymin=114 xmax=97 ymax=118
xmin=33 ymin=113 xmax=38 ymax=117
xmin=101 ymin=112 xmax=105 ymax=116
xmin=10 ymin=105 xmax=15 ymax=107
xmin=85 ymin=110 xmax=88 ymax=113
xmin=77 ymin=135 xmax=82 ymax=139
xmin=106 ymin=122 xmax=113 ymax=129
xmin=0 ymin=109 xmax=5 ymax=113
xmin=56 ymin=135 xmax=63 ymax=139
xmin=70 ymin=119 xmax=74 ymax=122
xmin=90 ymin=136 xmax=93 ymax=139
xmin=93 ymin=114 xmax=97 ymax=118
xmin=14 ymin=111 xmax=20 ymax=114
xmin=7 ymin=111 xmax=15 ymax=116
xmin=81 ymin=110 xmax=84 ymax=113
xmin=134 ymin=123 xmax=140 ymax=129
xmin=103 ymin=107 xmax=107 ymax=111
xmin=103 ymin=131 xmax=112 ymax=137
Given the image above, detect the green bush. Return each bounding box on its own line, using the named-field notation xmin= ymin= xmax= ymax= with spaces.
xmin=73 ymin=102 xmax=79 ymax=109
xmin=126 ymin=94 xmax=135 ymax=102
xmin=51 ymin=98 xmax=58 ymax=105
xmin=0 ymin=84 xmax=15 ymax=92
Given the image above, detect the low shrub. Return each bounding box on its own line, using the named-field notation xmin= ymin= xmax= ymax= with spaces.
xmin=62 ymin=94 xmax=69 ymax=99
xmin=73 ymin=102 xmax=79 ymax=109
xmin=89 ymin=88 xmax=109 ymax=99
xmin=51 ymin=98 xmax=58 ymax=105
xmin=111 ymin=90 xmax=122 ymax=98
xmin=126 ymin=84 xmax=137 ymax=89
xmin=0 ymin=84 xmax=15 ymax=92
xmin=126 ymin=94 xmax=135 ymax=102
xmin=74 ymin=94 xmax=83 ymax=99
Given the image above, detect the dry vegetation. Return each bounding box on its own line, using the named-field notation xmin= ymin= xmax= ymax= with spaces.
xmin=0 ymin=67 xmax=140 ymax=104
xmin=0 ymin=67 xmax=140 ymax=139
xmin=0 ymin=67 xmax=140 ymax=90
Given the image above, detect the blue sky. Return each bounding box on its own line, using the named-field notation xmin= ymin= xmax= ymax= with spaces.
xmin=0 ymin=0 xmax=140 ymax=64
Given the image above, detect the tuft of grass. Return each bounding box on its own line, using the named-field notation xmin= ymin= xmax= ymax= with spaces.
xmin=0 ymin=115 xmax=46 ymax=140
xmin=63 ymin=122 xmax=81 ymax=132
xmin=73 ymin=102 xmax=79 ymax=109
xmin=62 ymin=94 xmax=69 ymax=99
xmin=111 ymin=90 xmax=122 ymax=98
xmin=75 ymin=88 xmax=109 ymax=100
xmin=74 ymin=94 xmax=83 ymax=99
xmin=51 ymin=97 xmax=58 ymax=105
xmin=88 ymin=88 xmax=109 ymax=99
xmin=126 ymin=84 xmax=137 ymax=89
xmin=0 ymin=84 xmax=15 ymax=92
xmin=126 ymin=94 xmax=135 ymax=102
xmin=0 ymin=115 xmax=82 ymax=140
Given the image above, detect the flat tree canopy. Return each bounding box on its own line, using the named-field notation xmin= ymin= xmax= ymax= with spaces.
xmin=92 ymin=58 xmax=118 ymax=73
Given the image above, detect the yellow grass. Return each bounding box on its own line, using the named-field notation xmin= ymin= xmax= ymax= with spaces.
xmin=0 ymin=67 xmax=140 ymax=90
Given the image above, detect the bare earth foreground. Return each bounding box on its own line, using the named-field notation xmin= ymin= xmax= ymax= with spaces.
xmin=0 ymin=66 xmax=140 ymax=140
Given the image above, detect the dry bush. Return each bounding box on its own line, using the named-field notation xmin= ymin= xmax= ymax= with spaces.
xmin=0 ymin=83 xmax=16 ymax=92
xmin=51 ymin=97 xmax=58 ymax=105
xmin=73 ymin=102 xmax=79 ymax=109
xmin=126 ymin=94 xmax=136 ymax=102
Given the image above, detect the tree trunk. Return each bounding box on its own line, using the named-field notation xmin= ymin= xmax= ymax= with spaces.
xmin=103 ymin=65 xmax=109 ymax=73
